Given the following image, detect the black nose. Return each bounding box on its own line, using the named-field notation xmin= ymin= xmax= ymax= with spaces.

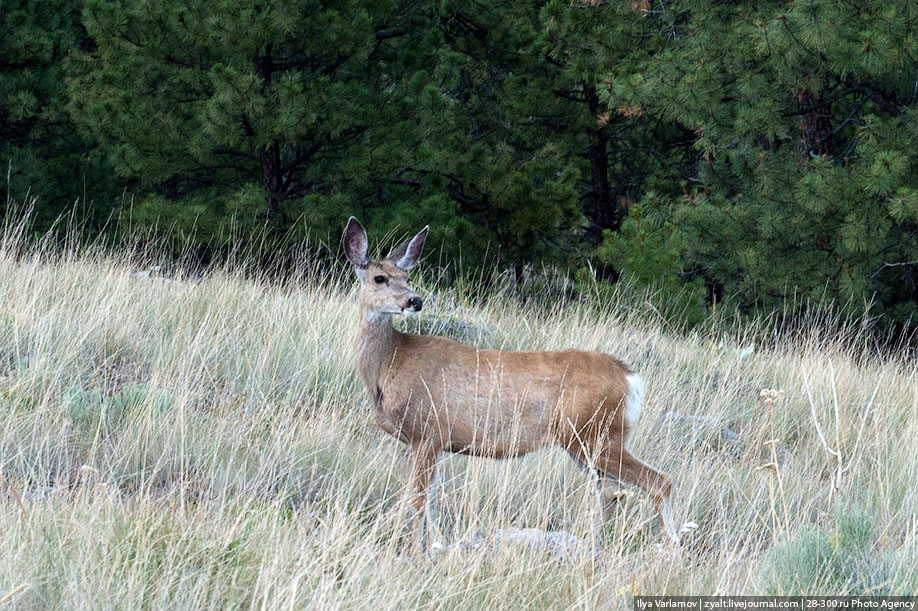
xmin=407 ymin=296 xmax=423 ymax=311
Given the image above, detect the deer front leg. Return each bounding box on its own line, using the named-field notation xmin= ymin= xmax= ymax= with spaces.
xmin=409 ymin=442 xmax=439 ymax=555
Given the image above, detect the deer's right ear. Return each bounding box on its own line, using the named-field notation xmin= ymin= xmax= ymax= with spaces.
xmin=342 ymin=217 xmax=369 ymax=271
xmin=387 ymin=225 xmax=429 ymax=270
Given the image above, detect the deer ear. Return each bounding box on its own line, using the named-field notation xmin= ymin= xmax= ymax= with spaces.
xmin=387 ymin=225 xmax=428 ymax=270
xmin=342 ymin=217 xmax=369 ymax=269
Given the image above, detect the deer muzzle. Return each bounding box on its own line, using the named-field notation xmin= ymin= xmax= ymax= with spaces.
xmin=406 ymin=296 xmax=423 ymax=312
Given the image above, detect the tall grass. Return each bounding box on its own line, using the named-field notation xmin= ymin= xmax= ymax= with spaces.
xmin=0 ymin=219 xmax=916 ymax=609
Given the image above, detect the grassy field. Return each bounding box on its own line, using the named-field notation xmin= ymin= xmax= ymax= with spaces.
xmin=1 ymin=226 xmax=916 ymax=609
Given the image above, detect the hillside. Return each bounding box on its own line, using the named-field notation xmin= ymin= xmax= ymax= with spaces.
xmin=1 ymin=236 xmax=916 ymax=608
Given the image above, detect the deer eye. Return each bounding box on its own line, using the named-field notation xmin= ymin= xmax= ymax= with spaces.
xmin=373 ymin=275 xmax=387 ymax=285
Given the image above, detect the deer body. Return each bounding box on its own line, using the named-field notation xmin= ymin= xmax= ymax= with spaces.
xmin=343 ymin=218 xmax=679 ymax=554
xmin=360 ymin=321 xmax=636 ymax=458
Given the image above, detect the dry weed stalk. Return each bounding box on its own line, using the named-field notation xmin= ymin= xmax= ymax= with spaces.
xmin=803 ymin=360 xmax=879 ymax=497
xmin=0 ymin=583 xmax=28 ymax=605
xmin=2 ymin=475 xmax=26 ymax=520
xmin=755 ymin=389 xmax=790 ymax=542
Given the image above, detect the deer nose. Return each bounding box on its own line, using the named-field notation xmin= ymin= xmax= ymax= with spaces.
xmin=407 ymin=296 xmax=423 ymax=311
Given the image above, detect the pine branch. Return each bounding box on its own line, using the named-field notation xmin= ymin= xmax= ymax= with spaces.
xmin=871 ymin=260 xmax=918 ymax=278
xmin=213 ymin=149 xmax=259 ymax=162
xmin=375 ymin=29 xmax=409 ymax=41
xmin=845 ymin=79 xmax=904 ymax=118
xmin=552 ymin=89 xmax=586 ymax=103
xmin=163 ymin=55 xmax=211 ymax=71
xmin=382 ymin=176 xmax=423 ymax=188
xmin=280 ymin=142 xmax=324 ymax=175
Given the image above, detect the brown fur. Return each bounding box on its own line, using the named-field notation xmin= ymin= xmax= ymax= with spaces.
xmin=343 ymin=219 xmax=679 ymax=554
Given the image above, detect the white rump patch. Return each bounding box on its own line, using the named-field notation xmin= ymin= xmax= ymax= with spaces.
xmin=624 ymin=372 xmax=644 ymax=424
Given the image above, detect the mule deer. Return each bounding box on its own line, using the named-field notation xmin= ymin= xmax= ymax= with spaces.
xmin=342 ymin=217 xmax=679 ymax=554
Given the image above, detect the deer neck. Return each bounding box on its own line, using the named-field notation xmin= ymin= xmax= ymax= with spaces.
xmin=356 ymin=308 xmax=403 ymax=402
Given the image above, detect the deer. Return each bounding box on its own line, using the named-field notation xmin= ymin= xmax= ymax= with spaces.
xmin=342 ymin=217 xmax=679 ymax=555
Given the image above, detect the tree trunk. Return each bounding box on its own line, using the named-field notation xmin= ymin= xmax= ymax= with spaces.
xmin=583 ymin=82 xmax=622 ymax=281
xmin=583 ymin=83 xmax=614 ymax=237
xmin=254 ymin=46 xmax=285 ymax=227
xmin=798 ymin=89 xmax=832 ymax=158
xmin=260 ymin=142 xmax=284 ymax=224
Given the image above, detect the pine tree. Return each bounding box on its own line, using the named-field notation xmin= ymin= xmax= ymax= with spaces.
xmin=383 ymin=2 xmax=588 ymax=274
xmin=601 ymin=0 xmax=918 ymax=322
xmin=69 ymin=0 xmax=436 ymax=240
xmin=1 ymin=0 xmax=117 ymax=227
xmin=390 ymin=1 xmax=689 ymax=275
xmin=8 ymin=0 xmax=917 ymax=324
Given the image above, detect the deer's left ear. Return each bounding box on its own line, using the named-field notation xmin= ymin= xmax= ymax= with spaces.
xmin=387 ymin=226 xmax=429 ymax=270
xmin=343 ymin=216 xmax=370 ymax=270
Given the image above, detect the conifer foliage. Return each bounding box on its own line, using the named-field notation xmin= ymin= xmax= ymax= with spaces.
xmin=2 ymin=0 xmax=917 ymax=324
xmin=603 ymin=1 xmax=918 ymax=319
xmin=69 ymin=0 xmax=431 ymax=237
xmin=1 ymin=0 xmax=116 ymax=226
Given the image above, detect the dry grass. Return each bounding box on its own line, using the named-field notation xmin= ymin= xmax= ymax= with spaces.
xmin=0 ymin=226 xmax=916 ymax=609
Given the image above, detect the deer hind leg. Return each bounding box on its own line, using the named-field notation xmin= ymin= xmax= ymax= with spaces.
xmin=409 ymin=443 xmax=439 ymax=555
xmin=568 ymin=452 xmax=629 ymax=553
xmin=592 ymin=448 xmax=679 ymax=546
xmin=568 ymin=453 xmax=628 ymax=522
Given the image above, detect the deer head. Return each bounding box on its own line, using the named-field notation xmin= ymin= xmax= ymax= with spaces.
xmin=342 ymin=217 xmax=429 ymax=320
